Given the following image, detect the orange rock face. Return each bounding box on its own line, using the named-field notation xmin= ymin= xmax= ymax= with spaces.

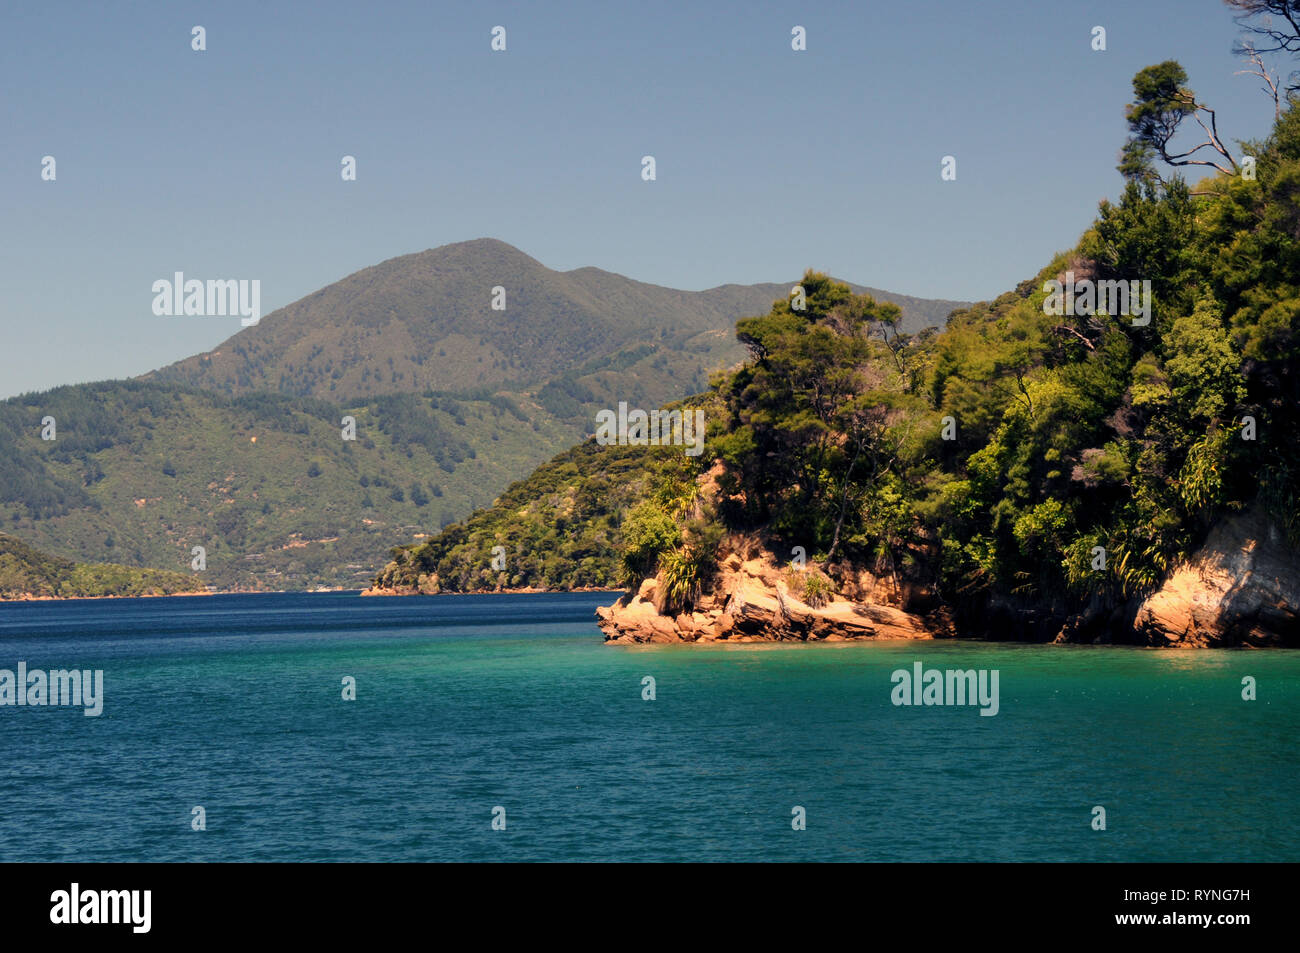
xmin=599 ymin=510 xmax=1299 ymax=647
xmin=597 ymin=547 xmax=938 ymax=645
xmin=1133 ymin=508 xmax=1300 ymax=647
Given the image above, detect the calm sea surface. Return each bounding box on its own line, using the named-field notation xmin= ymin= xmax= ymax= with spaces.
xmin=0 ymin=591 xmax=1295 ymax=862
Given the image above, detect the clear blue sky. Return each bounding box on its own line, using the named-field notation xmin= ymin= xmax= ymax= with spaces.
xmin=0 ymin=0 xmax=1283 ymax=397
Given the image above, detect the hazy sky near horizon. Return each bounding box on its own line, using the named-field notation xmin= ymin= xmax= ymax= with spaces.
xmin=0 ymin=0 xmax=1284 ymax=398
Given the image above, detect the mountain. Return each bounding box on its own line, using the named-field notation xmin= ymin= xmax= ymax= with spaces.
xmin=0 ymin=239 xmax=966 ymax=593
xmin=142 ymin=238 xmax=969 ymax=407
xmin=0 ymin=531 xmax=200 ymax=600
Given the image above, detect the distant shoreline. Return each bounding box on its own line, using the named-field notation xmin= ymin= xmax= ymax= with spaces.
xmin=1 ymin=587 xmax=624 ymax=604
xmin=359 ymin=585 xmax=624 ymax=597
xmin=0 ymin=589 xmax=214 ymax=603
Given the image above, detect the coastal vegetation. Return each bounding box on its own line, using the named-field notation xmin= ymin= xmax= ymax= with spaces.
xmin=372 ymin=432 xmax=700 ymax=593
xmin=381 ymin=19 xmax=1300 ymax=646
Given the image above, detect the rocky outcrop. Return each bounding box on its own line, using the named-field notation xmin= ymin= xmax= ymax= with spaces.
xmin=598 ymin=549 xmax=946 ymax=644
xmin=1130 ymin=508 xmax=1300 ymax=647
xmin=600 ymin=509 xmax=1300 ymax=648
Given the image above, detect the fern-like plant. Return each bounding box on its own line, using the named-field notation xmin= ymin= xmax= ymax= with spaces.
xmin=657 ymin=545 xmax=713 ymax=615
xmin=801 ymin=571 xmax=833 ymax=608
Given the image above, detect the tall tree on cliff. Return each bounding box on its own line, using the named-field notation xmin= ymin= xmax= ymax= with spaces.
xmin=1121 ymin=61 xmax=1237 ymax=182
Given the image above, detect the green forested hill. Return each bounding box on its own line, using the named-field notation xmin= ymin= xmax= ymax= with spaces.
xmin=373 ymin=424 xmax=707 ymax=593
xmin=376 ymin=68 xmax=1300 ymax=637
xmin=0 ymin=381 xmax=578 ymax=590
xmin=0 ymin=532 xmax=199 ymax=599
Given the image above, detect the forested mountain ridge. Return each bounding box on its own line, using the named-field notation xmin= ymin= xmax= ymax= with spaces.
xmin=142 ymin=238 xmax=968 ymax=407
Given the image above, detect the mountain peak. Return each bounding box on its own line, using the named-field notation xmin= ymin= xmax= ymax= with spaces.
xmin=143 ymin=241 xmax=971 ymax=401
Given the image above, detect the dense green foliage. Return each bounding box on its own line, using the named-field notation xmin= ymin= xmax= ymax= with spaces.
xmin=707 ymin=102 xmax=1298 ymax=614
xmin=0 ymin=533 xmax=198 ymax=599
xmin=373 ymin=435 xmax=702 ymax=592
xmin=388 ymin=70 xmax=1300 ymax=623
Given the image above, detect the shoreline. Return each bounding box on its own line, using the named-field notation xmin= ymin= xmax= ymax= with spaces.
xmin=0 ymin=589 xmax=215 ymax=603
xmin=359 ymin=585 xmax=625 ymax=597
xmin=594 ymin=531 xmax=1300 ymax=649
xmin=3 ymin=581 xmax=1293 ymax=650
xmin=1 ymin=587 xmax=626 ymax=604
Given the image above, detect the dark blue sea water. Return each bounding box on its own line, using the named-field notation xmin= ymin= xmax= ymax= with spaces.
xmin=0 ymin=591 xmax=1295 ymax=862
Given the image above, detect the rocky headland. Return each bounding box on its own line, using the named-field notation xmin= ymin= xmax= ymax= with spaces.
xmin=597 ymin=509 xmax=1299 ymax=648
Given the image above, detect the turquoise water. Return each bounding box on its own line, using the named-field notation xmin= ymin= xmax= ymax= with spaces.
xmin=0 ymin=591 xmax=1295 ymax=862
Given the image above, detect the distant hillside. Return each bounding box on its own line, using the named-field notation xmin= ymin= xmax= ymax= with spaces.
xmin=0 ymin=381 xmax=578 ymax=591
xmin=370 ymin=431 xmax=698 ymax=594
xmin=142 ymin=238 xmax=969 ymax=407
xmin=0 ymin=532 xmax=200 ymax=600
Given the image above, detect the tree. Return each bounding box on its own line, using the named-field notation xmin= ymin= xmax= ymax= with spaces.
xmin=1123 ymin=61 xmax=1236 ymax=177
xmin=1234 ymin=43 xmax=1284 ymax=118
xmin=1118 ymin=140 xmax=1162 ymax=187
xmin=720 ymin=273 xmax=916 ymax=562
xmin=1226 ymin=1 xmax=1300 ymax=56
